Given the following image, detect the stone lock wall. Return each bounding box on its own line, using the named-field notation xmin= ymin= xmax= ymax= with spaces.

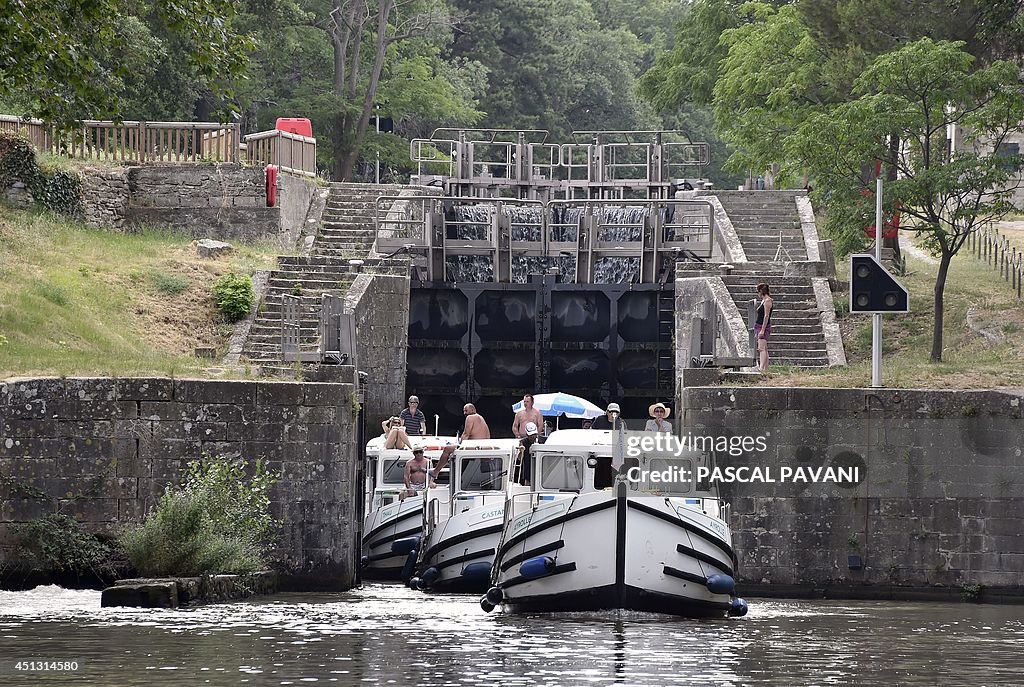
xmin=345 ymin=273 xmax=411 ymax=429
xmin=682 ymin=385 xmax=1024 ymax=599
xmin=0 ymin=377 xmax=360 ymax=590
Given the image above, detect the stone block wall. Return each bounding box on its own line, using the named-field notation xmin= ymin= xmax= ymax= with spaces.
xmin=0 ymin=377 xmax=360 ymax=590
xmin=79 ymin=166 xmax=130 ymax=229
xmin=345 ymin=273 xmax=411 ymax=429
xmin=682 ymin=386 xmax=1024 ymax=598
xmin=126 ymin=164 xmax=280 ymax=242
xmin=73 ymin=164 xmax=319 ymax=247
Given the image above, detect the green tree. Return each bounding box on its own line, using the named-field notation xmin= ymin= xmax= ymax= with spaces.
xmin=0 ymin=0 xmax=254 ymax=126
xmin=788 ymin=39 xmax=1024 ymax=361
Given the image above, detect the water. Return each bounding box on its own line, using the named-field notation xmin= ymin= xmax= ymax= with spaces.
xmin=1 ymin=583 xmax=1022 ymax=686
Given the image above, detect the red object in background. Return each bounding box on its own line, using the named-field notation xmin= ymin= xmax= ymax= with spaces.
xmin=266 ymin=164 xmax=278 ymax=207
xmin=275 ymin=117 xmax=313 ymax=138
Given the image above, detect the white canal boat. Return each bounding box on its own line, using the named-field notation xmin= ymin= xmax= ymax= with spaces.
xmin=483 ymin=429 xmax=747 ymax=618
xmin=360 ymin=435 xmax=456 ymax=579
xmin=410 ymin=439 xmax=520 ymax=592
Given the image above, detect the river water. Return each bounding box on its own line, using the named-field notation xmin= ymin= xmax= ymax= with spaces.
xmin=0 ymin=583 xmax=1021 ymax=686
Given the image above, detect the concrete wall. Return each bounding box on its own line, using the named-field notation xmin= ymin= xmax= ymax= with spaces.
xmin=0 ymin=377 xmax=360 ymax=590
xmin=345 ymin=273 xmax=411 ymax=429
xmin=682 ymin=385 xmax=1024 ymax=600
xmin=675 ymin=276 xmax=753 ymax=372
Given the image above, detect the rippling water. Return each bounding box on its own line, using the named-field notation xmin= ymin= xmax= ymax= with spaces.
xmin=1 ymin=583 xmax=1022 ymax=686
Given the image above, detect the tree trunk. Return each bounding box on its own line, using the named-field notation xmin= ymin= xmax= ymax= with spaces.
xmin=931 ymin=250 xmax=953 ymax=362
xmin=333 ymin=111 xmax=355 ymax=181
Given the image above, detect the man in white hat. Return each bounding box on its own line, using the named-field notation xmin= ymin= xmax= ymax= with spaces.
xmin=645 ymin=402 xmax=672 ymax=432
xmin=591 ymin=402 xmax=628 ymax=430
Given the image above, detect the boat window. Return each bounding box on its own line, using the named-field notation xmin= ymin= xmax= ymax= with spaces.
xmin=540 ymin=455 xmax=583 ymax=491
xmin=460 ymin=456 xmax=505 ymax=491
xmin=381 ymin=459 xmax=405 ymax=484
xmin=636 ymin=458 xmax=693 ymax=494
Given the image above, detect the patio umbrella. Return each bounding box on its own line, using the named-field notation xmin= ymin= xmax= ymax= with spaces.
xmin=511 ymin=392 xmax=603 ymax=420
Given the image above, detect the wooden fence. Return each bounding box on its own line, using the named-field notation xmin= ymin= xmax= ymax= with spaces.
xmin=969 ymin=222 xmax=1024 ymax=299
xmin=1 ymin=115 xmax=318 ymax=175
xmin=244 ymin=129 xmax=318 ymax=177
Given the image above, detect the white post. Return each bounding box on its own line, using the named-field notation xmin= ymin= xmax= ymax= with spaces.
xmin=873 ymin=176 xmax=883 ymax=388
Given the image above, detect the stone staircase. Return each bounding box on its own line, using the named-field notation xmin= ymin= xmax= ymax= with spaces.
xmin=715 ymin=191 xmax=808 ymax=262
xmin=241 ymin=183 xmax=416 ymax=372
xmin=678 ymin=264 xmax=830 ymax=367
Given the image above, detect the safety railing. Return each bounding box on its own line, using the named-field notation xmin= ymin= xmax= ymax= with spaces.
xmin=244 ymin=129 xmax=317 ymax=177
xmin=374 ymin=195 xmax=715 ymax=283
xmin=968 ymin=222 xmax=1024 ymax=299
xmin=409 ymin=129 xmax=711 ymax=198
xmin=0 ymin=115 xmax=49 ymax=150
xmin=48 ymin=121 xmax=242 ymax=163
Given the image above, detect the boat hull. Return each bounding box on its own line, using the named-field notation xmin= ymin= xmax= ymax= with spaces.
xmin=416 ymin=502 xmax=505 ymax=592
xmin=492 ymin=485 xmax=736 ymax=617
xmin=361 ymin=499 xmax=424 ymax=578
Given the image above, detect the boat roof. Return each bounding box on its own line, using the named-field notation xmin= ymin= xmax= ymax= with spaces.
xmin=536 ymin=429 xmax=613 ymax=451
xmin=456 ymin=438 xmax=522 ymax=452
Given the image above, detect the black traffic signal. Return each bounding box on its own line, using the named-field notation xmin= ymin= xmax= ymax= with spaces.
xmin=850 ymin=254 xmax=909 ymax=313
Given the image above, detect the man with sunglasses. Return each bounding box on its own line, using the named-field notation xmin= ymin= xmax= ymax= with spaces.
xmin=591 ymin=402 xmax=628 ymax=430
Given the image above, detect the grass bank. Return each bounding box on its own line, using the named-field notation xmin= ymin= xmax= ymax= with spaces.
xmin=767 ymin=242 xmax=1024 ymax=389
xmin=0 ymin=205 xmax=280 ymax=378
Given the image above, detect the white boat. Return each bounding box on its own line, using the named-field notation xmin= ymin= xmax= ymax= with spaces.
xmin=411 ymin=439 xmax=520 ymax=592
xmin=360 ymin=435 xmax=457 ymax=579
xmin=483 ymin=429 xmax=747 ymax=618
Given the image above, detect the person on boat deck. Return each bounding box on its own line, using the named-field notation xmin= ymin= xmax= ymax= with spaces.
xmin=512 ymin=393 xmax=544 ymax=439
xmin=399 ymin=447 xmax=434 ymax=501
xmin=431 ymin=403 xmax=490 ymax=477
xmin=644 ymin=403 xmax=673 ymax=433
xmin=592 ymin=402 xmax=628 ymax=430
xmin=516 ymin=421 xmax=540 ymax=485
xmin=400 ymin=395 xmax=426 ymax=436
xmin=382 ymin=415 xmax=413 ymax=450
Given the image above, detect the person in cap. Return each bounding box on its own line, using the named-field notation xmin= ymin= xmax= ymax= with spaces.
xmin=512 ymin=393 xmax=544 ymax=439
xmin=644 ymin=402 xmax=673 ymax=433
xmin=515 ymin=421 xmax=540 ymax=485
xmin=400 ymin=395 xmax=427 ymax=436
xmin=591 ymin=402 xmax=628 ymax=430
xmin=400 ymin=447 xmax=434 ymax=501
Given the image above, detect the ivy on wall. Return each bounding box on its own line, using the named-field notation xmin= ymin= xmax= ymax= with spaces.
xmin=0 ymin=132 xmax=84 ymax=216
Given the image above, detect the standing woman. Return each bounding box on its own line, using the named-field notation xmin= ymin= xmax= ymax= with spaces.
xmin=755 ymin=283 xmax=773 ymax=373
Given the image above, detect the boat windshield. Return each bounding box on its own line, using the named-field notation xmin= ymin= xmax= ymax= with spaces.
xmin=381 ymin=459 xmax=405 ymax=485
xmin=539 ymin=454 xmax=584 ymax=491
xmin=628 ymin=456 xmax=694 ymax=494
xmin=459 ymin=456 xmax=505 ymax=491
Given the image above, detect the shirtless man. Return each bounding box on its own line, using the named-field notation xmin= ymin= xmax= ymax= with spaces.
xmin=432 ymin=403 xmax=490 ymax=477
xmin=399 ymin=447 xmax=434 ymax=501
xmin=512 ymin=393 xmax=544 ymax=439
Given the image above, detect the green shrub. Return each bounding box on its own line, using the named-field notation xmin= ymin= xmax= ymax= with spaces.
xmin=212 ymin=272 xmax=255 ymax=322
xmin=149 ymin=270 xmax=190 ymax=295
xmin=14 ymin=513 xmax=115 ymax=576
xmin=120 ymin=454 xmax=280 ymax=577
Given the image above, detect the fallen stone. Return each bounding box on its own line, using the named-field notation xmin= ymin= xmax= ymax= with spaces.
xmin=196 ymin=238 xmax=234 ymax=258
xmin=101 ymin=581 xmax=178 ymax=608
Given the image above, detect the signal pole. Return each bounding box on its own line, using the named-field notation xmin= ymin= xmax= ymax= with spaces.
xmin=873 ymin=177 xmax=883 ymax=387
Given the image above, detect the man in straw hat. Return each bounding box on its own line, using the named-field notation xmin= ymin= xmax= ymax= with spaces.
xmin=644 ymin=402 xmax=672 ymax=432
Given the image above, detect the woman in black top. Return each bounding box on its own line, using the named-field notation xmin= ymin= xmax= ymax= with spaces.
xmin=755 ymin=283 xmax=773 ymax=373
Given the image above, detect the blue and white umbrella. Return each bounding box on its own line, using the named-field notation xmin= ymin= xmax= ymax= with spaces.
xmin=511 ymin=392 xmax=603 ymax=420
